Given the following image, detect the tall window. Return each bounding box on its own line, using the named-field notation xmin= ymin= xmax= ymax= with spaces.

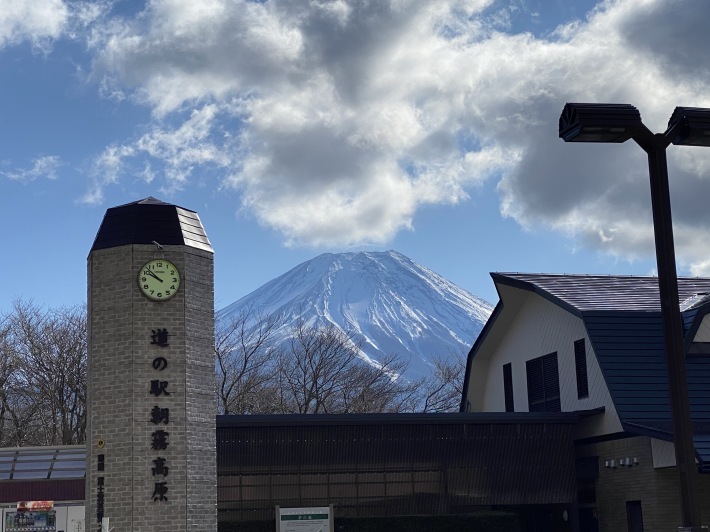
xmin=574 ymin=338 xmax=589 ymax=399
xmin=503 ymin=363 xmax=514 ymax=412
xmin=526 ymin=352 xmax=560 ymax=412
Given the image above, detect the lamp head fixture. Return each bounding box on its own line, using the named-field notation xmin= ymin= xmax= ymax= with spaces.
xmin=668 ymin=107 xmax=710 ymax=147
xmin=559 ymin=103 xmax=641 ymax=143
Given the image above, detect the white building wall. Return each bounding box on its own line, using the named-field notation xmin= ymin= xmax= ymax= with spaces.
xmin=651 ymin=438 xmax=677 ymax=468
xmin=476 ymin=291 xmax=622 ymax=438
xmin=693 ymin=314 xmax=710 ymax=342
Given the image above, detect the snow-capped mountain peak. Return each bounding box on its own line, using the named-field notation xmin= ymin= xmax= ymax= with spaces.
xmin=217 ymin=250 xmax=493 ymax=381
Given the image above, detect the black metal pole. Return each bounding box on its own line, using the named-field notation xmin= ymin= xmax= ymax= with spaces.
xmin=642 ymin=132 xmax=702 ymax=528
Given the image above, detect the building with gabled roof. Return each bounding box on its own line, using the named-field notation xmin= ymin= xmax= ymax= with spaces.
xmin=461 ymin=272 xmax=710 ymax=532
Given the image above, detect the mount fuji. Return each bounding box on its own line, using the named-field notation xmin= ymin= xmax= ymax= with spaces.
xmin=216 ymin=250 xmax=493 ymax=381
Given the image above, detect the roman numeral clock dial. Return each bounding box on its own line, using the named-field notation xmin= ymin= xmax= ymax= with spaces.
xmin=138 ymin=259 xmax=181 ymax=301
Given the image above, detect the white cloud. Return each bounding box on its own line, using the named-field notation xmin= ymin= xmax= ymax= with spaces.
xmin=80 ymin=144 xmax=135 ymax=205
xmin=81 ymin=104 xmax=235 ymax=203
xmin=135 ymin=105 xmax=231 ymax=183
xmin=81 ymin=0 xmax=710 ymax=271
xmin=0 ymin=0 xmax=68 ymax=50
xmin=2 ymin=156 xmax=62 ymax=182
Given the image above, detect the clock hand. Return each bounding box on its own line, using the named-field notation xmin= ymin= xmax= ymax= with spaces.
xmin=145 ymin=270 xmax=164 ymax=282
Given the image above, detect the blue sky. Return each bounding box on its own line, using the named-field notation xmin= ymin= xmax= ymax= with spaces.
xmin=2 ymin=0 xmax=710 ymax=313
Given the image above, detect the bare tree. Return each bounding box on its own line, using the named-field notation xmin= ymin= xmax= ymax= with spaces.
xmin=275 ymin=319 xmax=414 ymax=414
xmin=1 ymin=300 xmax=87 ymax=446
xmin=416 ymin=348 xmax=468 ymax=413
xmin=0 ymin=297 xmax=469 ymax=448
xmin=0 ymin=317 xmax=25 ymax=446
xmin=214 ymin=311 xmax=462 ymax=415
xmin=214 ymin=307 xmax=282 ymax=414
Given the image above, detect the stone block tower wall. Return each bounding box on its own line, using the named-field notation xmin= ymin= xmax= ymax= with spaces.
xmin=86 ymin=198 xmax=216 ymax=532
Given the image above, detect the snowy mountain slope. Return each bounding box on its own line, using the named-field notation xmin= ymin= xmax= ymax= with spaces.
xmin=217 ymin=250 xmax=493 ymax=381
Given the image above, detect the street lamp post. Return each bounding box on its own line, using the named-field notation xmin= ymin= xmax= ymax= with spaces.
xmin=559 ymin=103 xmax=710 ymax=531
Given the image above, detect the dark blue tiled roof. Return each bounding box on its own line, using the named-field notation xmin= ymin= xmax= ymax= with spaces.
xmin=486 ymin=273 xmax=710 ymax=469
xmin=492 ymin=272 xmax=710 ymax=312
xmin=90 ymin=197 xmax=212 ymax=252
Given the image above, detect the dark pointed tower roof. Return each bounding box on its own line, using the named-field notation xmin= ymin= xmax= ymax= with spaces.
xmin=90 ymin=197 xmax=212 ymax=252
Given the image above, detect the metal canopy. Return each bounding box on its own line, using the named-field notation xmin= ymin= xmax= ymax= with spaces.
xmin=0 ymin=446 xmax=86 ymax=481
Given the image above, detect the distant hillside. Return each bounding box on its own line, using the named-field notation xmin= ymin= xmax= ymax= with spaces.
xmin=217 ymin=250 xmax=493 ymax=381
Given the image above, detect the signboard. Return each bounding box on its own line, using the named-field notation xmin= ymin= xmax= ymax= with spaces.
xmin=17 ymin=502 xmax=54 ymax=512
xmin=276 ymin=506 xmax=333 ymax=532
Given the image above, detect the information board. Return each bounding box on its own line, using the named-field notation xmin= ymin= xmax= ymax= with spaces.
xmin=276 ymin=506 xmax=333 ymax=532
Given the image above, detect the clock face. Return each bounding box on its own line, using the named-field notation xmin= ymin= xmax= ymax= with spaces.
xmin=138 ymin=259 xmax=181 ymax=301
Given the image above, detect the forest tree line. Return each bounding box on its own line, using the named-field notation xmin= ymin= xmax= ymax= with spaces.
xmin=0 ymin=301 xmax=466 ymax=447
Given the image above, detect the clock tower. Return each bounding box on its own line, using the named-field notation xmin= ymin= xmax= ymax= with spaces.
xmin=86 ymin=197 xmax=216 ymax=531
